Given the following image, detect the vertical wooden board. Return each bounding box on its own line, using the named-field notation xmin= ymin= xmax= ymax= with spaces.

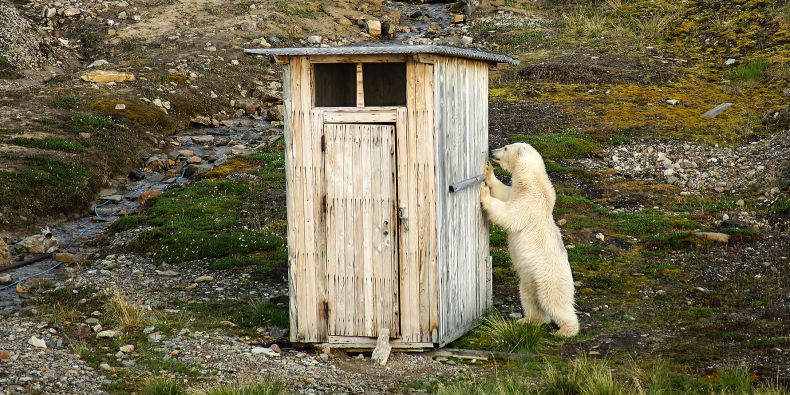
xmin=425 ymin=64 xmax=439 ymax=342
xmin=362 ymin=134 xmax=374 ymax=336
xmin=283 ymin=64 xmax=299 ymax=341
xmin=371 ymin=130 xmax=383 ymax=334
xmin=435 ymin=61 xmax=448 ymax=339
xmin=299 ymin=56 xmax=319 ymax=341
xmin=289 ymin=57 xmax=307 ymax=341
xmin=353 ymin=133 xmax=364 ymax=335
xmin=398 ymin=66 xmax=413 ymax=342
xmin=311 ymin=110 xmax=327 ymax=340
xmin=414 ymin=62 xmax=429 ymax=341
xmin=324 ymin=125 xmax=337 ymax=336
xmin=394 ymin=108 xmax=407 ymax=337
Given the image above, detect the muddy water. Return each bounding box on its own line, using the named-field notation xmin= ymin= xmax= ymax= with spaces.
xmin=0 ymin=119 xmax=280 ymax=312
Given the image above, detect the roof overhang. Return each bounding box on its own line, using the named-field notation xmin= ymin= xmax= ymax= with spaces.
xmin=244 ymin=45 xmax=519 ymax=66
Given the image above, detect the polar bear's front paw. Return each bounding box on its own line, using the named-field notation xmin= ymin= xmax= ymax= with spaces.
xmin=479 ymin=183 xmax=490 ymax=207
xmin=484 ymin=162 xmax=494 ymax=182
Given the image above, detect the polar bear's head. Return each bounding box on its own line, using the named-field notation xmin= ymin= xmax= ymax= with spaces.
xmin=490 ymin=142 xmax=543 ymax=172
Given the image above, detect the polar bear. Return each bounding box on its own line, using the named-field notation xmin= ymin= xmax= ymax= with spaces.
xmin=480 ymin=142 xmax=579 ymax=337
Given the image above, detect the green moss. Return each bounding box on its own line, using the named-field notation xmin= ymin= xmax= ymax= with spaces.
xmin=90 ymin=100 xmax=174 ymax=132
xmin=509 ymin=130 xmax=600 ymax=160
xmin=0 ymin=156 xmax=99 ymax=213
xmin=54 ymin=96 xmax=80 ymax=110
xmin=8 ymin=137 xmax=86 ymax=153
xmin=567 ymin=245 xmax=607 ymax=270
xmin=744 ymin=337 xmax=788 ymax=349
xmin=62 ymin=114 xmax=114 ymax=136
xmin=126 ymin=180 xmax=284 ymax=264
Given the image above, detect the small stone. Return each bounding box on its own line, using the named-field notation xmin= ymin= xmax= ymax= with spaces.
xmin=85 ymin=317 xmax=100 ymax=325
xmin=693 ymin=232 xmax=730 ymax=244
xmin=99 ymin=363 xmax=114 ymax=372
xmin=557 ymin=218 xmax=567 ymax=226
xmin=666 ymin=99 xmax=679 ymax=105
xmin=157 ymin=270 xmax=179 ymax=277
xmin=724 ymin=58 xmax=736 ymax=66
xmin=187 ymin=156 xmax=203 ymax=164
xmin=28 ymin=336 xmax=47 ymax=348
xmin=119 ymin=345 xmax=134 ymax=353
xmin=115 ymin=103 xmax=126 ymax=110
xmin=143 ymin=326 xmax=155 ymax=334
xmin=81 ymin=70 xmax=135 ymax=83
xmin=87 ymin=59 xmax=109 ymax=68
xmin=195 ymin=275 xmax=213 ymax=283
xmin=76 ymin=324 xmax=91 ymax=339
xmin=452 ymin=14 xmax=466 ymax=23
xmin=219 ymin=320 xmax=238 ymax=327
xmin=270 ymin=344 xmax=281 ymax=353
xmin=307 ymin=35 xmax=322 ymax=44
xmin=736 ymin=199 xmax=745 ymax=207
xmin=722 ymin=213 xmax=730 ymax=221
xmin=0 ymin=350 xmax=11 ymax=361
xmin=0 ymin=274 xmax=11 ymax=284
xmin=53 ymin=252 xmax=77 ymax=265
xmin=366 ymin=19 xmax=382 ymax=37
xmin=192 ymin=135 xmax=215 ymax=144
xmin=701 ymin=102 xmax=733 ymax=119
xmin=252 ymin=347 xmax=279 ymax=357
xmin=370 ymin=328 xmax=391 ymax=366
xmin=63 ymin=7 xmax=81 ymax=17
xmin=97 ymin=330 xmax=119 ymax=339
xmin=595 ymin=232 xmax=605 ymax=241
xmin=147 ymin=333 xmax=162 ymax=342
xmin=508 ymin=312 xmax=523 ymax=319
xmin=461 ymin=36 xmax=473 ymax=46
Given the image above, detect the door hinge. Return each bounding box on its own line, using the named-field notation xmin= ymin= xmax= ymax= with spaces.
xmin=320 ymin=135 xmax=326 ymax=152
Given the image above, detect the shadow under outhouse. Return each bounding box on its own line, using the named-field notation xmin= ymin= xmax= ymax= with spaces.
xmin=244 ymin=45 xmax=518 ymax=349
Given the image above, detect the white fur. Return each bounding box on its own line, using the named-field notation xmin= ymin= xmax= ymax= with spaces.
xmin=480 ymin=143 xmax=579 ymax=336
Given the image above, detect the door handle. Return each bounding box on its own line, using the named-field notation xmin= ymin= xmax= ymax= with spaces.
xmin=383 ymin=220 xmax=389 ymax=236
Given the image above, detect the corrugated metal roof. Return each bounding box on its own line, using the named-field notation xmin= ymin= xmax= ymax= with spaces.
xmin=244 ymin=45 xmax=519 ymax=65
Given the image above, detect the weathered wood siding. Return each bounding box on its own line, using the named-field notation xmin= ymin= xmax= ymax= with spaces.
xmin=398 ymin=59 xmax=438 ymax=343
xmin=434 ymin=57 xmax=492 ymax=343
xmin=285 ymin=57 xmax=327 ymax=342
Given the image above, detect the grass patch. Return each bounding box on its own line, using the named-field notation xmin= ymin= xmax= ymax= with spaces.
xmin=453 ymin=313 xmax=544 ymax=354
xmin=509 ymin=130 xmax=600 ymax=160
xmin=8 ymin=137 xmax=86 ymax=153
xmin=731 ymin=60 xmax=768 ymax=82
xmin=0 ymin=156 xmax=99 ymax=214
xmin=184 ymin=299 xmax=289 ymax=329
xmin=62 ymin=114 xmax=114 ymax=136
xmin=196 ymin=381 xmax=287 ymax=395
xmin=744 ymin=337 xmax=788 ymax=349
xmin=54 ymin=96 xmax=80 ymax=109
xmin=140 ymin=349 xmax=201 ymax=377
xmin=105 ymin=288 xmax=147 ymax=332
xmin=210 ymin=251 xmax=287 ymax=272
xmin=126 ymin=180 xmax=284 ymax=264
xmin=276 ymin=0 xmax=316 ymax=18
xmin=141 ymin=376 xmax=187 ymax=395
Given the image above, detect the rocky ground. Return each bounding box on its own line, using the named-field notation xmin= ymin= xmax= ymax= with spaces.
xmin=2 ymin=0 xmax=789 ymax=393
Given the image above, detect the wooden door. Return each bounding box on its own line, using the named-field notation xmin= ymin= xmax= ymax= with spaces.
xmin=324 ymin=123 xmax=399 ymax=338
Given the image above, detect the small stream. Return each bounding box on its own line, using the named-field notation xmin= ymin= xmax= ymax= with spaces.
xmin=1 ymin=119 xmax=282 ymax=312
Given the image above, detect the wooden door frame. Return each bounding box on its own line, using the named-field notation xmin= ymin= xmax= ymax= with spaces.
xmin=314 ymin=107 xmax=407 ymax=339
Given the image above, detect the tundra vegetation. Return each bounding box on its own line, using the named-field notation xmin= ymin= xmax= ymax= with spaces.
xmin=2 ymin=0 xmax=787 ymax=393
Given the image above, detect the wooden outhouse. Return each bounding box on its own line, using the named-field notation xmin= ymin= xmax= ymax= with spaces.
xmin=244 ymin=45 xmax=518 ymax=349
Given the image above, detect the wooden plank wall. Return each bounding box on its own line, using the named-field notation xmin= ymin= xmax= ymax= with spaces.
xmin=285 ymin=57 xmax=328 ymax=342
xmin=398 ymin=59 xmax=438 ymax=343
xmin=434 ymin=57 xmax=492 ymax=343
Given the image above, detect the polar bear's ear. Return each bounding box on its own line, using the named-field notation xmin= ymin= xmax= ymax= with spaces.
xmin=517 ymin=145 xmax=529 ymax=156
